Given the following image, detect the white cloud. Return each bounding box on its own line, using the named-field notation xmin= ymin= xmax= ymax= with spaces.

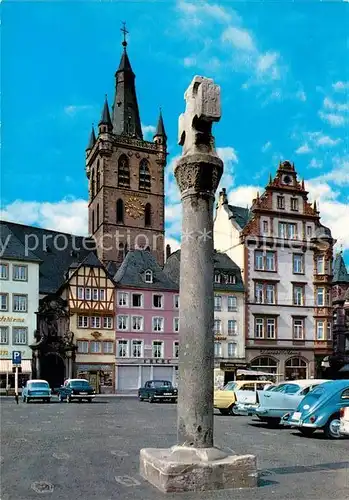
xmin=0 ymin=199 xmax=89 ymax=235
xmin=221 ymin=26 xmax=255 ymax=51
xmin=318 ymin=111 xmax=346 ymax=127
xmin=256 ymin=52 xmax=280 ymax=80
xmin=183 ymin=56 xmax=196 ymax=67
xmin=323 ymin=97 xmax=349 ymax=112
xmin=217 ymin=146 xmax=238 ymax=165
xmin=296 ymin=90 xmax=307 ymax=102
xmin=308 ymin=158 xmax=323 ymax=169
xmin=332 ymin=81 xmax=349 ymax=92
xmin=64 ymin=105 xmax=93 ymax=117
xmin=316 ymin=135 xmax=341 ymax=146
xmin=296 ymin=143 xmax=312 ymax=154
xmin=141 ymin=123 xmax=156 ymax=139
xmin=261 ymin=141 xmax=272 ymax=153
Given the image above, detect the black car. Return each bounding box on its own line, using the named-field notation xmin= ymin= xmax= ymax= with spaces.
xmin=57 ymin=379 xmax=95 ymax=403
xmin=138 ymin=380 xmax=178 ymax=403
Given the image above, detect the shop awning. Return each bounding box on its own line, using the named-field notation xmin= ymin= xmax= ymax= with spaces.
xmin=0 ymin=359 xmax=32 ymax=373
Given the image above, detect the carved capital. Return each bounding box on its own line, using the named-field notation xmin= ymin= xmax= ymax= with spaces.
xmin=174 ymin=153 xmax=223 ymax=197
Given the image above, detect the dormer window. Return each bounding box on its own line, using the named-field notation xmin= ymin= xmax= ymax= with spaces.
xmin=277 ymin=196 xmax=285 ymax=209
xmin=214 ymin=273 xmax=221 ymax=283
xmin=290 ymin=197 xmax=299 ymax=211
xmin=145 ymin=270 xmax=153 ymax=283
xmin=227 ymin=275 xmax=236 ymax=284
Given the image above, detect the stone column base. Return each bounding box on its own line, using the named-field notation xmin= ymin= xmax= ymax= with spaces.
xmin=140 ymin=446 xmax=257 ymax=493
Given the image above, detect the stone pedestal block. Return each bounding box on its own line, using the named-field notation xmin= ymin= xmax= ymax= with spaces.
xmin=140 ymin=446 xmax=257 ymax=493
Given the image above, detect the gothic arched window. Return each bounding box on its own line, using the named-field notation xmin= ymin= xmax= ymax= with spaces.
xmin=145 ymin=203 xmax=151 ymax=227
xmin=96 ymin=203 xmax=100 ymax=228
xmin=116 ymin=199 xmax=124 ymax=223
xmin=118 ymin=242 xmax=126 ymax=262
xmin=92 ymin=209 xmax=95 ymax=233
xmin=91 ymin=170 xmax=95 ymax=199
xmin=96 ymin=160 xmax=101 ymax=192
xmin=118 ymin=154 xmax=130 ymax=188
xmin=139 ymin=159 xmax=151 ymax=191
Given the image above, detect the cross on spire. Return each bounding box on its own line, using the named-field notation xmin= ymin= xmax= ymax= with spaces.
xmin=121 ymin=22 xmax=129 ymax=49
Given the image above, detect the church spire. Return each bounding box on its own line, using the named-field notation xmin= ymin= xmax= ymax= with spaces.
xmin=112 ymin=23 xmax=143 ymax=139
xmin=154 ymin=109 xmax=167 ymax=139
xmin=86 ymin=125 xmax=96 ymax=151
xmin=98 ymin=95 xmax=113 ymax=133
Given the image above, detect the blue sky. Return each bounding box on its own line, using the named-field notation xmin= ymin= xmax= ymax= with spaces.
xmin=1 ymin=0 xmax=349 ymax=265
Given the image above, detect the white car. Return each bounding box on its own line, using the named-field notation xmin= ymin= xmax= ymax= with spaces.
xmin=339 ymin=406 xmax=349 ymax=436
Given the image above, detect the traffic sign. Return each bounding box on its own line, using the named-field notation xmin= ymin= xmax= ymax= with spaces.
xmin=12 ymin=351 xmax=22 ymax=365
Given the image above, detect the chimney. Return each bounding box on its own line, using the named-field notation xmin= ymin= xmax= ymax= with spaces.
xmin=166 ymin=244 xmax=171 ymax=261
xmin=218 ymin=187 xmax=228 ymax=207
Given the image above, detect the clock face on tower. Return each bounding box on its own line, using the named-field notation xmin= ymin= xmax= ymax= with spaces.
xmin=282 ymin=174 xmax=293 ymax=185
xmin=125 ymin=196 xmax=145 ymax=219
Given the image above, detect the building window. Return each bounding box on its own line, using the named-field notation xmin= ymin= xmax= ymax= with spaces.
xmin=316 ymin=320 xmax=325 ymax=340
xmin=255 ymin=251 xmax=276 ymax=271
xmin=96 ymin=204 xmax=100 ymax=228
xmin=255 ymin=282 xmax=276 ymax=304
xmin=77 ymin=341 xmax=89 ymax=353
xmin=293 ymin=254 xmax=304 ymax=274
xmin=316 ymin=256 xmax=325 ymax=274
xmin=78 ymin=316 xmax=88 ymax=328
xmin=293 ymin=318 xmax=304 ymax=340
xmin=266 ymin=318 xmax=276 ymax=339
xmin=174 ymin=317 xmax=179 ymax=332
xmin=152 ymin=341 xmax=164 ymax=358
xmin=263 ymin=220 xmax=269 ymax=234
xmin=279 ymin=222 xmax=297 ymax=239
xmin=85 ymin=288 xmax=91 ymax=300
xmin=213 ymin=319 xmax=222 ymax=335
xmin=116 ymin=199 xmax=124 ymax=223
xmin=227 ymin=320 xmax=237 ymax=336
xmin=0 ymin=293 xmax=8 ymax=311
xmin=277 ymin=196 xmax=285 ymax=209
xmin=0 ymin=326 xmax=9 ymax=344
xmin=307 ymin=225 xmax=312 ymax=237
xmin=214 ymin=342 xmax=222 ymax=357
xmin=265 ymin=284 xmax=275 ymax=304
xmin=293 ymin=285 xmax=305 ymax=306
xmin=103 ymin=341 xmax=114 ymax=354
xmin=139 ymin=159 xmax=151 ymax=191
xmin=285 ymin=357 xmax=307 ymax=379
xmin=117 ymin=315 xmax=128 ymax=331
xmin=77 ymin=287 xmax=84 ymax=299
xmin=118 ymin=154 xmax=130 ymax=188
xmin=96 ymin=161 xmax=100 ymax=191
xmin=100 ymin=289 xmax=106 ymax=301
xmin=132 ymin=316 xmax=144 ymax=331
xmin=0 ymin=263 xmax=8 ymax=280
xmin=117 ymin=292 xmax=128 ymax=307
xmin=214 ymin=273 xmax=221 ymax=283
xmin=132 ymin=340 xmax=143 ymax=358
xmin=90 ymin=316 xmax=101 ymax=329
xmin=145 ymin=270 xmax=153 ymax=283
xmin=91 ymin=170 xmax=95 ymax=198
xmin=228 ymin=296 xmax=237 ymax=311
xmin=174 ymin=294 xmax=180 ymax=309
xmin=152 ymin=317 xmax=164 ymax=332
xmin=117 ymin=340 xmax=129 ymax=357
xmin=132 ymin=293 xmax=143 ymax=308
xmin=251 ymin=356 xmax=277 ymax=375
xmin=92 ymin=289 xmax=99 ymax=301
xmin=92 ymin=209 xmax=95 ymax=233
xmin=290 ymin=198 xmax=299 ymax=211
xmin=103 ymin=317 xmax=113 ymax=329
xmin=316 ymin=288 xmax=325 ymax=306
xmin=153 ymin=294 xmax=163 ymax=308
xmin=255 ymin=318 xmax=264 ymax=338
xmin=90 ymin=341 xmax=102 ymax=353
xmin=12 ymin=265 xmax=28 ymax=281
xmin=145 ymin=203 xmax=152 ymax=227
xmin=288 ymin=223 xmax=297 ymax=239
xmin=228 ymin=342 xmax=236 ymax=358
xmin=13 ymin=295 xmax=27 ymax=312
xmin=214 ymin=295 xmax=222 ymax=311
xmin=327 ymin=322 xmax=332 ymax=340
xmin=173 ymin=341 xmax=179 ymax=358
xmin=13 ymin=327 xmax=27 ymax=345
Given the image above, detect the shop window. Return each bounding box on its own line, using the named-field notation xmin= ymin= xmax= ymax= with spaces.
xmin=285 ymin=357 xmax=307 ymax=380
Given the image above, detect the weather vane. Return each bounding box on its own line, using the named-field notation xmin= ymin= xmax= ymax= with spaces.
xmin=121 ymin=22 xmax=129 ymax=48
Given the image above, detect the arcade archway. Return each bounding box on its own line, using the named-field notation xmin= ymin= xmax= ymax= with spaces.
xmin=40 ymin=353 xmax=65 ymax=389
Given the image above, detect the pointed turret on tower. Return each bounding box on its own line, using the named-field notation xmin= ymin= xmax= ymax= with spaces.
xmin=86 ymin=125 xmax=96 ymax=152
xmin=153 ymin=108 xmax=167 ymax=146
xmin=111 ymin=23 xmax=143 ymax=139
xmin=98 ymin=96 xmax=113 ymax=134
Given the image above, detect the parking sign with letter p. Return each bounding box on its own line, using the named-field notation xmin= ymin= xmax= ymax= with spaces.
xmin=12 ymin=351 xmax=22 ymax=365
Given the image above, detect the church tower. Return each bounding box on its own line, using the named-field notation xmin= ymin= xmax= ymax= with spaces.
xmin=85 ymin=25 xmax=167 ymax=266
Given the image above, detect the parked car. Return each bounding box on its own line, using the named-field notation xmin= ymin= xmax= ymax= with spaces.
xmin=340 ymin=406 xmax=349 ymax=437
xmin=235 ymin=383 xmax=277 ymax=416
xmin=22 ymin=379 xmax=51 ymax=403
xmin=56 ymin=378 xmax=95 ymax=403
xmin=138 ymin=380 xmax=178 ymax=403
xmin=283 ymin=380 xmax=349 ymax=439
xmin=214 ymin=380 xmax=273 ymax=416
xmin=255 ymin=379 xmax=329 ymax=426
